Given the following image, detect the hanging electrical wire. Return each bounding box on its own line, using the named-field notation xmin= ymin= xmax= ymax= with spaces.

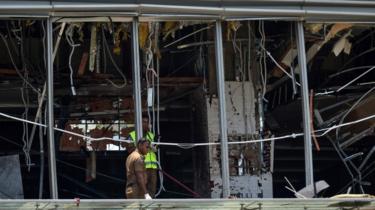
xmin=41 ymin=20 xmax=47 ymax=74
xmin=290 ymin=23 xmax=298 ymax=98
xmin=1 ymin=111 xmax=374 ymax=150
xmin=145 ymin=22 xmax=156 ymax=133
xmin=17 ymin=23 xmax=34 ymax=171
xmin=152 ymin=22 xmax=165 ymax=198
xmin=10 ymin=21 xmax=22 ymax=44
xmin=0 ymin=32 xmax=40 ymax=94
xmin=258 ymin=44 xmax=301 ymax=87
xmin=7 ymin=22 xmax=19 ymax=58
xmin=232 ymin=26 xmax=244 ymax=81
xmin=21 ymin=84 xmax=32 ymax=171
xmin=65 ymin=24 xmax=80 ymax=96
xmin=257 ymin=20 xmax=273 ymax=102
xmin=143 ymin=23 xmax=167 ymax=198
xmin=26 ymin=21 xmax=49 ymax=161
xmin=258 ymin=21 xmax=265 ymax=98
xmin=101 ymin=25 xmax=127 ymax=88
xmin=261 ymin=21 xmax=268 ymax=99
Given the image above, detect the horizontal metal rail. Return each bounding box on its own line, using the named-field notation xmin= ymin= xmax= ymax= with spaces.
xmin=2 ymin=1 xmax=375 ymax=20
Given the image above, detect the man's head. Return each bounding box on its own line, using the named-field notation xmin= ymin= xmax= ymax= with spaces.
xmin=142 ymin=118 xmax=151 ymax=133
xmin=137 ymin=138 xmax=149 ymax=155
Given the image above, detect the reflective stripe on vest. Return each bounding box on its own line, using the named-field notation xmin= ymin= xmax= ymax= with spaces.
xmin=129 ymin=131 xmax=136 ymax=141
xmin=145 ymin=132 xmax=155 ymax=142
xmin=144 ymin=151 xmax=158 ymax=169
xmin=129 ymin=131 xmax=154 ymax=142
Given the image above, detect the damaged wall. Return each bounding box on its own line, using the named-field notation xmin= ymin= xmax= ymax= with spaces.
xmin=206 ymin=81 xmax=273 ymax=198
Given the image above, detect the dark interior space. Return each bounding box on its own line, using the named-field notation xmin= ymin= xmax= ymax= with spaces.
xmin=0 ymin=18 xmax=373 ymax=201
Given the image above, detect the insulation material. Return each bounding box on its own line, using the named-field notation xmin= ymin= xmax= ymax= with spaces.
xmin=332 ymin=30 xmax=352 ymax=56
xmin=344 ymin=41 xmax=352 ymax=55
xmin=162 ymin=21 xmax=179 ymax=40
xmin=226 ymin=21 xmax=241 ymax=41
xmin=207 ymin=81 xmax=272 ymax=198
xmin=325 ymin=23 xmax=353 ymax=42
xmin=305 ymin=23 xmax=323 ymax=34
xmin=0 ymin=155 xmax=23 ymax=198
xmin=296 ymin=23 xmax=353 ymax=74
xmin=281 ymin=49 xmax=297 ymax=67
xmin=60 ymin=124 xmax=86 ymax=152
xmin=139 ymin=22 xmax=149 ymax=49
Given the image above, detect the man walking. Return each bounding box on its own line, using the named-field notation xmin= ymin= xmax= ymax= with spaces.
xmin=129 ymin=130 xmax=158 ymax=198
xmin=125 ymin=138 xmax=152 ymax=199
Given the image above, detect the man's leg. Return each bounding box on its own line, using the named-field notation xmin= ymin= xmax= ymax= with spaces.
xmin=146 ymin=169 xmax=157 ymax=197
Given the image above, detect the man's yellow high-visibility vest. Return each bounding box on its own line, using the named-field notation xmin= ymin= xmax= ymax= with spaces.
xmin=129 ymin=131 xmax=158 ymax=169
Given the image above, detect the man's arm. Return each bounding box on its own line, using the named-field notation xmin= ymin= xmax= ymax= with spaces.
xmin=134 ymin=158 xmax=148 ymax=195
xmin=135 ymin=170 xmax=147 ymax=194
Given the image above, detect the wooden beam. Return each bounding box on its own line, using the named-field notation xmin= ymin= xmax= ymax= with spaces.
xmin=0 ymin=68 xmax=17 ymax=76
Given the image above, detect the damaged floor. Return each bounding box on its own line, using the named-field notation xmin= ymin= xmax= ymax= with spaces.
xmin=0 ymin=9 xmax=374 ymax=203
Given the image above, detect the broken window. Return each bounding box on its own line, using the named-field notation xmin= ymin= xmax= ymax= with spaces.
xmin=0 ymin=14 xmax=374 ymax=201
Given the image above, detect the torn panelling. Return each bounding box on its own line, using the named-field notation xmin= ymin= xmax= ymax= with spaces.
xmin=162 ymin=21 xmax=209 ymax=41
xmin=89 ymin=127 xmax=115 ymax=151
xmin=226 ymin=21 xmax=241 ymax=41
xmin=59 ymin=122 xmax=86 ymax=152
xmin=271 ymin=23 xmax=353 ymax=78
xmin=139 ymin=22 xmax=149 ymax=50
xmin=332 ymin=30 xmax=352 ymax=56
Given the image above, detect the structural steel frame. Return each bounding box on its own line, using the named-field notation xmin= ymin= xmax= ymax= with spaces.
xmin=214 ymin=20 xmax=230 ymax=198
xmin=296 ymin=21 xmax=314 ymax=187
xmin=11 ymin=0 xmax=375 ymax=196
xmin=47 ymin=17 xmax=58 ymax=199
xmin=131 ymin=17 xmax=143 ymax=141
xmin=19 ymin=15 xmax=318 ymax=199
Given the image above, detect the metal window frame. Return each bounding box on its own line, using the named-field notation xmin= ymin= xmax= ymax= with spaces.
xmin=9 ymin=0 xmax=373 ymax=196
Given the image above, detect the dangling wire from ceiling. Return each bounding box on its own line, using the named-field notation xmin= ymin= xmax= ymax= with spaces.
xmin=258 ymin=20 xmax=267 ymax=101
xmin=101 ymin=25 xmax=127 ymax=89
xmin=65 ymin=24 xmax=80 ymax=96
